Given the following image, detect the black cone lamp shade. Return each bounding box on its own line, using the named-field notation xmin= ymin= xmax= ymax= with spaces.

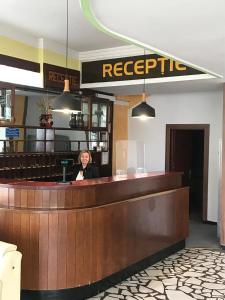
xmin=132 ymin=93 xmax=155 ymax=118
xmin=52 ymin=79 xmax=82 ymax=113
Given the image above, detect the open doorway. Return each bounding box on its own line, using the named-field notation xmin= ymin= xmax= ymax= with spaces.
xmin=165 ymin=124 xmax=209 ymax=222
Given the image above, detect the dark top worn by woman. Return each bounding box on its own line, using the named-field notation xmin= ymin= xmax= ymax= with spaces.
xmin=73 ymin=163 xmax=100 ymax=180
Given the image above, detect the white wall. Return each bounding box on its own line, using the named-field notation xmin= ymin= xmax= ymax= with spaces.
xmin=128 ymin=89 xmax=223 ymax=222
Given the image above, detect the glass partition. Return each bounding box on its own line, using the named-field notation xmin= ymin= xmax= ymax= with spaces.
xmin=115 ymin=140 xmax=146 ymax=175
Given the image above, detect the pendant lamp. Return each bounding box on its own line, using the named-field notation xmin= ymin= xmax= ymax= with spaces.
xmin=131 ymin=92 xmax=155 ymax=119
xmin=131 ymin=50 xmax=155 ymax=119
xmin=52 ymin=0 xmax=81 ymax=113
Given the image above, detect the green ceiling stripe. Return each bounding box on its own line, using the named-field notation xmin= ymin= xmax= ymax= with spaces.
xmin=79 ymin=0 xmax=222 ymax=78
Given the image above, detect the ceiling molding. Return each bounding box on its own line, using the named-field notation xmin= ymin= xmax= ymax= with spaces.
xmin=81 ymin=74 xmax=215 ymax=89
xmin=79 ymin=45 xmax=153 ymax=62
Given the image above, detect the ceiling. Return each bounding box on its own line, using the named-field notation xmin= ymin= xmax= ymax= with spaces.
xmin=0 ymin=0 xmax=225 ymax=94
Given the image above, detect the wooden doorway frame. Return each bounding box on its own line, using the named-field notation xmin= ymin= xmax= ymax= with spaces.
xmin=165 ymin=124 xmax=209 ymax=221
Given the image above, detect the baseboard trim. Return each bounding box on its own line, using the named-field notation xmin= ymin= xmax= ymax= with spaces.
xmin=203 ymin=220 xmax=217 ymax=225
xmin=21 ymin=240 xmax=185 ymax=300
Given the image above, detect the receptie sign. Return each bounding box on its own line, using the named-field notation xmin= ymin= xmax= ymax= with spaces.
xmin=82 ymin=54 xmax=204 ymax=84
xmin=43 ymin=63 xmax=80 ymax=91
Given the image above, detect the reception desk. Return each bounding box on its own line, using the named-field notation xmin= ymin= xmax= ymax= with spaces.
xmin=0 ymin=172 xmax=189 ymax=300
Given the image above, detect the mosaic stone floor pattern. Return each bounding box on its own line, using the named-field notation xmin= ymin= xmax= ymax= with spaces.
xmin=87 ymin=248 xmax=225 ymax=300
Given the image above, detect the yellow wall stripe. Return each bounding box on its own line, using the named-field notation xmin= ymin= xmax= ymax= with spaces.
xmin=0 ymin=36 xmax=80 ymax=71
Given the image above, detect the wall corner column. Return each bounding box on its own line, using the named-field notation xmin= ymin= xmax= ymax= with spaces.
xmin=220 ymin=83 xmax=225 ymax=245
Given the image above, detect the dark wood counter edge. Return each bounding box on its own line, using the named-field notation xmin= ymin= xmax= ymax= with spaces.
xmin=0 ymin=171 xmax=183 ymax=190
xmin=0 ymin=187 xmax=188 ymax=211
xmin=21 ymin=240 xmax=185 ymax=300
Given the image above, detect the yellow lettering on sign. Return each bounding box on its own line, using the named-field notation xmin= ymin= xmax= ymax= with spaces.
xmin=158 ymin=57 xmax=168 ymax=74
xmin=175 ymin=62 xmax=187 ymax=71
xmin=114 ymin=62 xmax=123 ymax=76
xmin=124 ymin=61 xmax=133 ymax=75
xmin=145 ymin=59 xmax=157 ymax=73
xmin=134 ymin=60 xmax=144 ymax=74
xmin=49 ymin=71 xmax=54 ymax=81
xmin=103 ymin=64 xmax=113 ymax=78
xmin=169 ymin=60 xmax=174 ymax=72
xmin=48 ymin=71 xmax=64 ymax=83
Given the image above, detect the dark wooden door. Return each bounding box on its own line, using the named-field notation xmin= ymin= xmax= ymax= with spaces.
xmin=166 ymin=124 xmax=209 ymax=221
xmin=170 ymin=129 xmax=204 ymax=216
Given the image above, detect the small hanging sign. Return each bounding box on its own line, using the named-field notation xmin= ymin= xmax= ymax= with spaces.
xmin=5 ymin=127 xmax=19 ymax=138
xmin=43 ymin=63 xmax=80 ymax=91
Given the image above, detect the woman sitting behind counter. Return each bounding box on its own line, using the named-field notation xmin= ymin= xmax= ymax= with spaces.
xmin=74 ymin=150 xmax=99 ymax=180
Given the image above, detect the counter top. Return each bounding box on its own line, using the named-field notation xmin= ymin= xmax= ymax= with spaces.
xmin=0 ymin=172 xmax=183 ymax=210
xmin=0 ymin=171 xmax=182 ymax=190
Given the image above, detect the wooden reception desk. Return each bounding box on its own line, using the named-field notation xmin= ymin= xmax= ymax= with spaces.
xmin=0 ymin=172 xmax=189 ymax=300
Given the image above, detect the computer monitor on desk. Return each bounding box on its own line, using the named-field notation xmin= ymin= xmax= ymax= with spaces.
xmin=56 ymin=159 xmax=74 ymax=183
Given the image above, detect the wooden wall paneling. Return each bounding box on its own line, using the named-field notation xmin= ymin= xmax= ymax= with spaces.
xmin=2 ymin=211 xmax=13 ymax=243
xmin=42 ymin=190 xmax=50 ymax=209
xmin=20 ymin=189 xmax=28 ymax=208
xmin=12 ymin=212 xmax=21 ymax=247
xmin=174 ymin=188 xmax=189 ymax=241
xmin=112 ymin=102 xmax=129 ymax=175
xmin=38 ymin=213 xmax=49 ymax=290
xmin=57 ymin=212 xmax=68 ymax=289
xmin=0 ymin=187 xmax=9 ymax=207
xmin=8 ymin=188 xmax=14 ymax=207
xmin=91 ymin=206 xmax=105 ymax=282
xmin=83 ymin=210 xmax=93 ymax=285
xmin=0 ymin=210 xmax=6 ymax=241
xmin=65 ymin=190 xmax=73 ymax=208
xmin=47 ymin=213 xmax=59 ymax=289
xmin=29 ymin=213 xmax=40 ymax=289
xmin=20 ymin=212 xmax=30 ymax=288
xmin=104 ymin=203 xmax=127 ymax=275
xmin=49 ymin=190 xmax=58 ymax=209
xmin=66 ymin=212 xmax=76 ymax=288
xmin=125 ymin=200 xmax=138 ymax=265
xmin=14 ymin=188 xmax=21 ymax=208
xmin=27 ymin=189 xmax=35 ymax=208
xmin=34 ymin=190 xmax=43 ymax=209
xmin=57 ymin=189 xmax=66 ymax=208
xmin=75 ymin=209 xmax=92 ymax=286
xmin=101 ymin=204 xmax=115 ymax=276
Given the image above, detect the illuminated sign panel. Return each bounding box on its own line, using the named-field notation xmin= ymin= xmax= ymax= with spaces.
xmin=82 ymin=54 xmax=204 ymax=84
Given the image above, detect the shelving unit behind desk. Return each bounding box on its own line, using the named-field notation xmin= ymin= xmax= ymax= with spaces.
xmin=0 ymin=125 xmax=112 ymax=180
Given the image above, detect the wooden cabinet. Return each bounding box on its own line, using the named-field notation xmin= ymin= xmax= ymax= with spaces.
xmin=91 ymin=99 xmax=108 ymax=129
xmin=0 ymin=82 xmax=113 ymax=180
xmin=69 ymin=97 xmax=111 ymax=131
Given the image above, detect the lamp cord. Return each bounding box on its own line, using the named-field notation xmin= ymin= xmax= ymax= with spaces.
xmin=66 ymin=0 xmax=69 ymax=78
xmin=142 ymin=49 xmax=146 ymax=101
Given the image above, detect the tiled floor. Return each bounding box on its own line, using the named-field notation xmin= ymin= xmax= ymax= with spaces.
xmin=88 ymin=248 xmax=225 ymax=300
xmin=87 ymin=216 xmax=223 ymax=300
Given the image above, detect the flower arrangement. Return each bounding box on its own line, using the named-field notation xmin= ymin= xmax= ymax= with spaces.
xmin=37 ymin=96 xmax=53 ymax=114
xmin=37 ymin=96 xmax=54 ymax=128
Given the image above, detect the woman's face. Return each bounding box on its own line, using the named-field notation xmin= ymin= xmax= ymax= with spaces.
xmin=80 ymin=152 xmax=90 ymax=166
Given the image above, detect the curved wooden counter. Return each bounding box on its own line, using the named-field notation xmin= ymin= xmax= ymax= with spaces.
xmin=0 ymin=172 xmax=189 ymax=300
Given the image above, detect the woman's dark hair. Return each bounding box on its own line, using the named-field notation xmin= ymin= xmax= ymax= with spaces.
xmin=77 ymin=150 xmax=92 ymax=164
